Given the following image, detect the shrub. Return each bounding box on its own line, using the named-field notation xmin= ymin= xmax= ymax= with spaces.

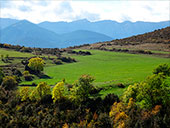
xmin=52 ymin=81 xmax=66 ymax=102
xmin=19 ymin=87 xmax=31 ymax=101
xmin=153 ymin=63 xmax=170 ymax=76
xmin=58 ymin=57 xmax=76 ymax=63
xmin=122 ymin=73 xmax=169 ymax=109
xmin=30 ymin=82 xmax=51 ymax=100
xmin=0 ymin=68 xmax=4 ymax=84
xmin=71 ymin=75 xmax=95 ymax=102
xmin=95 ymin=113 xmax=112 ymax=128
xmin=23 ymin=71 xmax=33 ymax=81
xmin=103 ymin=93 xmax=119 ymax=112
xmin=117 ymin=83 xmax=125 ymax=88
xmin=53 ymin=59 xmax=62 ymax=65
xmin=28 ymin=57 xmax=45 ymax=74
xmin=1 ymin=76 xmax=18 ymax=90
xmin=12 ymin=68 xmax=22 ymax=77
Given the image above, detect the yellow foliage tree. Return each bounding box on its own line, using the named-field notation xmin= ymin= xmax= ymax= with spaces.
xmin=19 ymin=87 xmax=31 ymax=101
xmin=109 ymin=102 xmax=129 ymax=128
xmin=28 ymin=57 xmax=44 ymax=73
xmin=30 ymin=82 xmax=51 ymax=100
xmin=52 ymin=81 xmax=66 ymax=102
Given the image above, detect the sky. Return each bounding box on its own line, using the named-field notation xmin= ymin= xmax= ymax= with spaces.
xmin=0 ymin=0 xmax=169 ymax=23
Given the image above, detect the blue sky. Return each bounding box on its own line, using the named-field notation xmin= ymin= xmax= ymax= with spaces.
xmin=0 ymin=0 xmax=169 ymax=23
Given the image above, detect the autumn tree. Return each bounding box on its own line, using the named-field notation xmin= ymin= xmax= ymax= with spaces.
xmin=28 ymin=57 xmax=44 ymax=74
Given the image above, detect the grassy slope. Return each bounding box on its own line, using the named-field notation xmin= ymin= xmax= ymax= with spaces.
xmin=0 ymin=48 xmax=33 ymax=57
xmin=23 ymin=50 xmax=170 ymax=86
xmin=0 ymin=48 xmax=34 ymax=65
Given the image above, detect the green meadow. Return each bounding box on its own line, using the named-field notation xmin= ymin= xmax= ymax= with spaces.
xmin=0 ymin=48 xmax=33 ymax=57
xmin=22 ymin=50 xmax=170 ymax=87
xmin=1 ymin=48 xmax=170 ymax=96
xmin=0 ymin=48 xmax=34 ymax=65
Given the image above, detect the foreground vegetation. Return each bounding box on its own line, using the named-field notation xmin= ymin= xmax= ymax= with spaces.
xmin=0 ymin=64 xmax=170 ymax=128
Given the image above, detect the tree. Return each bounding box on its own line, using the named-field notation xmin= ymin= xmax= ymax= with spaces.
xmin=1 ymin=76 xmax=18 ymax=90
xmin=122 ymin=73 xmax=169 ymax=109
xmin=52 ymin=81 xmax=66 ymax=102
xmin=28 ymin=57 xmax=44 ymax=74
xmin=19 ymin=87 xmax=31 ymax=101
xmin=30 ymin=82 xmax=51 ymax=100
xmin=71 ymin=75 xmax=95 ymax=102
xmin=153 ymin=63 xmax=170 ymax=76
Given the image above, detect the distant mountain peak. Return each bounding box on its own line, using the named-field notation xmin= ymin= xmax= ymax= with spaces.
xmin=16 ymin=20 xmax=35 ymax=25
xmin=71 ymin=19 xmax=89 ymax=23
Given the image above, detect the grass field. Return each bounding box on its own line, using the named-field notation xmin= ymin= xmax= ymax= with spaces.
xmin=1 ymin=48 xmax=169 ymax=96
xmin=0 ymin=48 xmax=33 ymax=57
xmin=0 ymin=48 xmax=34 ymax=65
xmin=22 ymin=50 xmax=170 ymax=87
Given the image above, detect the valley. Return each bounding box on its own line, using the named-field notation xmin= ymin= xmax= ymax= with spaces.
xmin=0 ymin=19 xmax=169 ymax=128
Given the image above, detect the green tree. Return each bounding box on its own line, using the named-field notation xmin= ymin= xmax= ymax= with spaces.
xmin=1 ymin=76 xmax=18 ymax=90
xmin=28 ymin=57 xmax=44 ymax=73
xmin=71 ymin=75 xmax=95 ymax=102
xmin=30 ymin=82 xmax=51 ymax=100
xmin=153 ymin=63 xmax=170 ymax=76
xmin=122 ymin=73 xmax=169 ymax=109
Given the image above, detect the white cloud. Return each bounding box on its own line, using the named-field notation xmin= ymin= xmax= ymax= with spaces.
xmin=0 ymin=0 xmax=169 ymax=23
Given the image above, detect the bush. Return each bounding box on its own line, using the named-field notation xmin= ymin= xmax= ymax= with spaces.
xmin=117 ymin=83 xmax=125 ymax=88
xmin=71 ymin=75 xmax=95 ymax=102
xmin=19 ymin=87 xmax=31 ymax=101
xmin=0 ymin=68 xmax=4 ymax=84
xmin=23 ymin=71 xmax=33 ymax=81
xmin=28 ymin=57 xmax=45 ymax=74
xmin=58 ymin=57 xmax=76 ymax=63
xmin=1 ymin=76 xmax=18 ymax=90
xmin=153 ymin=63 xmax=170 ymax=76
xmin=52 ymin=81 xmax=67 ymax=102
xmin=53 ymin=59 xmax=62 ymax=65
xmin=12 ymin=68 xmax=22 ymax=77
xmin=30 ymin=82 xmax=51 ymax=100
xmin=122 ymin=73 xmax=169 ymax=109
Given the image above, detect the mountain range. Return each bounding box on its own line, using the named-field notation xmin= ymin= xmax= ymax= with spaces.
xmin=0 ymin=18 xmax=169 ymax=48
xmin=39 ymin=19 xmax=170 ymax=38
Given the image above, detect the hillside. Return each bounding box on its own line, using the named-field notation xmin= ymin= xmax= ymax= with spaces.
xmin=81 ymin=27 xmax=170 ymax=54
xmin=110 ymin=26 xmax=170 ymax=44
